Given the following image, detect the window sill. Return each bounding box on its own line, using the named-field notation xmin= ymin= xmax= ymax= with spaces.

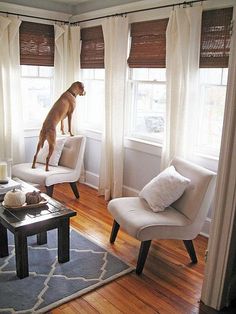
xmin=124 ymin=137 xmax=162 ymax=156
xmin=24 ymin=128 xmax=40 ymax=138
xmin=84 ymin=129 xmax=102 ymax=140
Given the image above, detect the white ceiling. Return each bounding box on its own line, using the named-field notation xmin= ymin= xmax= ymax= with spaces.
xmin=0 ymin=0 xmax=144 ymax=15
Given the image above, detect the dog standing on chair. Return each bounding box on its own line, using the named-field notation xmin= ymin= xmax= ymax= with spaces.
xmin=32 ymin=81 xmax=86 ymax=171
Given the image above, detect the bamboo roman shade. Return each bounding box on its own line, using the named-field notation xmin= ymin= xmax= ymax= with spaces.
xmin=128 ymin=18 xmax=168 ymax=68
xmin=19 ymin=21 xmax=54 ymax=66
xmin=81 ymin=26 xmax=104 ymax=68
xmin=200 ymin=7 xmax=233 ymax=68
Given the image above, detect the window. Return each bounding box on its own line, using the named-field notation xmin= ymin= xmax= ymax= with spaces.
xmin=21 ymin=65 xmax=54 ymax=130
xmin=196 ymin=7 xmax=232 ymax=157
xmin=127 ymin=19 xmax=168 ymax=143
xmin=128 ymin=68 xmax=166 ymax=143
xmin=80 ymin=26 xmax=105 ymax=131
xmin=80 ymin=69 xmax=105 ymax=131
xmin=196 ymin=68 xmax=228 ymax=157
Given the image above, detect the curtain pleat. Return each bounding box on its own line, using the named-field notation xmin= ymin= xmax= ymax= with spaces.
xmin=0 ymin=16 xmax=24 ymax=164
xmin=98 ymin=16 xmax=129 ymax=200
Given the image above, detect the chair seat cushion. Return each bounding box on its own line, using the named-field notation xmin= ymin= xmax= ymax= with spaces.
xmin=108 ymin=197 xmax=192 ymax=241
xmin=12 ymin=163 xmax=75 ymax=186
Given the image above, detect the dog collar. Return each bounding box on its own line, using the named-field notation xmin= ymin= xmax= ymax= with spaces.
xmin=68 ymin=90 xmax=76 ymax=98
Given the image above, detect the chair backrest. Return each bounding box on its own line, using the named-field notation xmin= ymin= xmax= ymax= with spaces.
xmin=171 ymin=157 xmax=216 ymax=223
xmin=59 ymin=135 xmax=86 ymax=177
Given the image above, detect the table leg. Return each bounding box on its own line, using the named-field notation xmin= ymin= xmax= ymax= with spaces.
xmin=37 ymin=231 xmax=47 ymax=245
xmin=0 ymin=223 xmax=9 ymax=257
xmin=58 ymin=218 xmax=70 ymax=263
xmin=15 ymin=232 xmax=29 ymax=279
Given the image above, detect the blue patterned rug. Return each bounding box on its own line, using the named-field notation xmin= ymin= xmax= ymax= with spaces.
xmin=0 ymin=228 xmax=133 ymax=313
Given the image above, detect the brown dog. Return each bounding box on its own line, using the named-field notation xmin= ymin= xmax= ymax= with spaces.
xmin=32 ymin=81 xmax=85 ymax=171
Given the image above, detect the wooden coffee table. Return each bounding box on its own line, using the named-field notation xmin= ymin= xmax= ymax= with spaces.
xmin=0 ymin=188 xmax=76 ymax=279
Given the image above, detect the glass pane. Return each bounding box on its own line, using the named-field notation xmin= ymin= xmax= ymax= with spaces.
xmin=22 ymin=77 xmax=53 ymax=129
xmin=148 ymin=68 xmax=166 ymax=81
xmin=82 ymin=69 xmax=94 ymax=80
xmin=94 ymin=69 xmax=105 ymax=80
xmin=197 ymin=85 xmax=227 ymax=155
xmin=132 ymin=68 xmax=149 ymax=81
xmin=21 ymin=65 xmax=38 ymax=77
xmin=83 ymin=79 xmax=104 ymax=129
xmin=39 ymin=66 xmax=54 ymax=77
xmin=131 ymin=82 xmax=166 ymax=142
xmin=200 ymin=68 xmax=222 ymax=85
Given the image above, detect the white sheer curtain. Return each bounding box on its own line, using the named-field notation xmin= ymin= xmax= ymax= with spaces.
xmin=161 ymin=6 xmax=202 ymax=169
xmin=0 ymin=16 xmax=24 ymax=164
xmin=98 ymin=16 xmax=129 ymax=201
xmin=54 ymin=24 xmax=81 ymax=135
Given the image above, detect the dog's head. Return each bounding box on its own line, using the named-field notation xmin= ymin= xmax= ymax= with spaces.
xmin=69 ymin=81 xmax=86 ymax=97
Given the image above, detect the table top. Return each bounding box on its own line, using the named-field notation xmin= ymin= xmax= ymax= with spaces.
xmin=0 ymin=182 xmax=76 ymax=231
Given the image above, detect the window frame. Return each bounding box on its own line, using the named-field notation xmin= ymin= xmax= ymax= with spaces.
xmin=21 ymin=65 xmax=54 ymax=133
xmin=126 ymin=68 xmax=166 ymax=145
xmin=80 ymin=68 xmax=105 ymax=132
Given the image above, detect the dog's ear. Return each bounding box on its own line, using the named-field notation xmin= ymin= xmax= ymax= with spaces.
xmin=73 ymin=81 xmax=85 ymax=96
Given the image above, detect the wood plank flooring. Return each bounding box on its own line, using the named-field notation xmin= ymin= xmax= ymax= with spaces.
xmin=44 ymin=183 xmax=233 ymax=314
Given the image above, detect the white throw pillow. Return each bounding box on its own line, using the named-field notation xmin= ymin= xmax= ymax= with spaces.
xmin=139 ymin=165 xmax=190 ymax=212
xmin=37 ymin=137 xmax=66 ymax=166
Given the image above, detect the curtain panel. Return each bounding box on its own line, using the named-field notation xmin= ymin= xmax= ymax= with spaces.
xmin=99 ymin=16 xmax=129 ymax=201
xmin=161 ymin=6 xmax=202 ymax=169
xmin=0 ymin=16 xmax=24 ymax=164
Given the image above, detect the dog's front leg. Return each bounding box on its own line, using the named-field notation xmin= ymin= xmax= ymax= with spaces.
xmin=68 ymin=113 xmax=74 ymax=136
xmin=61 ymin=120 xmax=65 ymax=135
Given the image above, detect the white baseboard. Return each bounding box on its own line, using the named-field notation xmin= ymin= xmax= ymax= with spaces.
xmin=122 ymin=185 xmax=139 ymax=196
xmin=200 ymin=217 xmax=211 ymax=238
xmin=83 ymin=171 xmax=99 ymax=190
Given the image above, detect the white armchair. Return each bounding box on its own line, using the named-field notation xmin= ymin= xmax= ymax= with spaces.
xmin=108 ymin=157 xmax=216 ymax=274
xmin=12 ymin=135 xmax=86 ymax=198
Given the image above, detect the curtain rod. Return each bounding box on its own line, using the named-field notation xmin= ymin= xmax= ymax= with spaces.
xmin=0 ymin=0 xmax=207 ymax=25
xmin=72 ymin=0 xmax=208 ymax=24
xmin=0 ymin=10 xmax=69 ymax=24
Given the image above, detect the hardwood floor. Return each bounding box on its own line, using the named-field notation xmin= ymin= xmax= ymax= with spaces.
xmin=44 ymin=183 xmax=232 ymax=314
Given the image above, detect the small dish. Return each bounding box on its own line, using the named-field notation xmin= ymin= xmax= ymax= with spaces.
xmin=2 ymin=198 xmax=47 ymax=210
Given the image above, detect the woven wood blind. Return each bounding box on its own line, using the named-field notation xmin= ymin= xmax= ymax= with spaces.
xmin=200 ymin=7 xmax=233 ymax=68
xmin=81 ymin=26 xmax=104 ymax=68
xmin=127 ymin=18 xmax=168 ymax=68
xmin=20 ymin=21 xmax=54 ymax=66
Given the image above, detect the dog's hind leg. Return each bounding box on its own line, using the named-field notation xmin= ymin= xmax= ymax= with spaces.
xmin=32 ymin=141 xmax=43 ymax=169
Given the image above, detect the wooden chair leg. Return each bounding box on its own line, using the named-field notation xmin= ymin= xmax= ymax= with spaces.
xmin=183 ymin=240 xmax=198 ymax=263
xmin=46 ymin=185 xmax=54 ymax=197
xmin=110 ymin=220 xmax=120 ymax=243
xmin=136 ymin=240 xmax=152 ymax=275
xmin=69 ymin=182 xmax=80 ymax=198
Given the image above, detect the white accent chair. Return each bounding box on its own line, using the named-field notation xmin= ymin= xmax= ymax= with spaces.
xmin=12 ymin=135 xmax=86 ymax=198
xmin=108 ymin=157 xmax=216 ymax=274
